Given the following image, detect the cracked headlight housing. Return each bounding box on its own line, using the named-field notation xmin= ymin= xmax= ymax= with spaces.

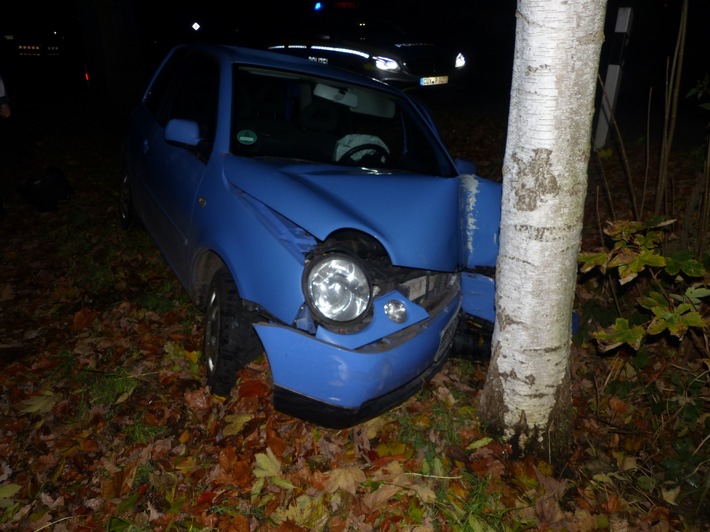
xmin=304 ymin=253 xmax=372 ymax=323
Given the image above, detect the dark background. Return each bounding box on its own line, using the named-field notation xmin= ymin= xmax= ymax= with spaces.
xmin=0 ymin=0 xmax=708 ymax=143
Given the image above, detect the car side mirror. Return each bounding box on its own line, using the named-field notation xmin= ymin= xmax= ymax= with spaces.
xmin=165 ymin=118 xmax=201 ymax=147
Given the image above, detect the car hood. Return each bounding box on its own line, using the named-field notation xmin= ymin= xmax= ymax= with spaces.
xmin=224 ymin=156 xmax=461 ymax=271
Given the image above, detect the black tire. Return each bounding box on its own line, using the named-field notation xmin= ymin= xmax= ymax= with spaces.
xmin=119 ymin=173 xmax=138 ymax=230
xmin=204 ymin=267 xmax=262 ymax=396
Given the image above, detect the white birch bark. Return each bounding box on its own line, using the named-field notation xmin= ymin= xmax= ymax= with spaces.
xmin=479 ymin=0 xmax=607 ymax=461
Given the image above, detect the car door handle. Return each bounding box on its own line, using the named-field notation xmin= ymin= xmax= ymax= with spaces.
xmin=198 ymin=197 xmax=207 ymax=207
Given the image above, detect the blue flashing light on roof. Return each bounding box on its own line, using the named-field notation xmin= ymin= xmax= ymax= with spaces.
xmin=314 ymin=2 xmax=323 ymax=10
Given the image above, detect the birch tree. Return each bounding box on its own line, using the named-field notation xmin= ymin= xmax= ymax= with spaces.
xmin=478 ymin=0 xmax=607 ymax=466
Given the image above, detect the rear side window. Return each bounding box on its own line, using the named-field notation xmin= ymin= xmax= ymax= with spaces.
xmin=144 ymin=50 xmax=185 ymax=120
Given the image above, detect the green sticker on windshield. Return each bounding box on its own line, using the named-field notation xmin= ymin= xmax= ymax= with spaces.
xmin=237 ymin=130 xmax=257 ymax=145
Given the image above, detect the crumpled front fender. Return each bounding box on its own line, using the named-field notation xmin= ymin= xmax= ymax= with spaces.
xmin=459 ymin=174 xmax=501 ymax=268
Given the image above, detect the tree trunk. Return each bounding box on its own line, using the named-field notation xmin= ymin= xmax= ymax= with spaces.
xmin=478 ymin=0 xmax=607 ymax=468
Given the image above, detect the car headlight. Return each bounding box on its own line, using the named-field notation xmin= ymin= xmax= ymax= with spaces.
xmin=304 ymin=253 xmax=372 ymax=323
xmin=455 ymin=53 xmax=466 ymax=69
xmin=373 ymin=56 xmax=400 ymax=72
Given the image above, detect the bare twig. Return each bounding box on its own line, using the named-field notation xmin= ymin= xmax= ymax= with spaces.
xmin=655 ymin=0 xmax=688 ymax=216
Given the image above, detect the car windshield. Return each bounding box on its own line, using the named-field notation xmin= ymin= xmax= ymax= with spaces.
xmin=230 ymin=65 xmax=454 ymax=176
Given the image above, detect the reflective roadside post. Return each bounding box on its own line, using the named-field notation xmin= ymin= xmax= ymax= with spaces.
xmin=594 ymin=7 xmax=633 ymax=150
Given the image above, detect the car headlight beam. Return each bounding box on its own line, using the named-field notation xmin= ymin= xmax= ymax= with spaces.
xmin=373 ymin=56 xmax=400 ymax=72
xmin=305 ymin=253 xmax=372 ymax=323
xmin=455 ymin=53 xmax=466 ymax=69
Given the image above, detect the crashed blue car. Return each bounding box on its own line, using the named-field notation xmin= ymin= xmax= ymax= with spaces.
xmin=120 ymin=44 xmax=500 ymax=428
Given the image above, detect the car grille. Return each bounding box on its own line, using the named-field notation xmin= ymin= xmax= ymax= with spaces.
xmin=368 ymin=259 xmax=459 ymax=314
xmin=403 ymin=53 xmax=452 ymax=77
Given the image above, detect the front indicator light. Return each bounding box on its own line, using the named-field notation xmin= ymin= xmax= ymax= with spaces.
xmin=305 ymin=254 xmax=371 ymax=323
xmin=455 ymin=53 xmax=466 ymax=69
xmin=384 ymin=300 xmax=407 ymax=323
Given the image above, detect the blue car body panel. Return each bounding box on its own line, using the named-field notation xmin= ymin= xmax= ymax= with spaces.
xmin=461 ymin=272 xmax=496 ymax=324
xmin=459 ymin=175 xmax=501 ymax=269
xmin=314 ymin=290 xmax=430 ymax=350
xmin=254 ymin=290 xmax=461 ymax=409
xmin=124 ymin=43 xmax=501 ymax=427
xmin=224 ymin=157 xmax=461 ymax=271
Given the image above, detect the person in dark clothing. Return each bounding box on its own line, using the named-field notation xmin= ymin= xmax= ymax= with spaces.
xmin=0 ymin=73 xmax=10 ymax=219
xmin=0 ymin=75 xmax=9 ymax=119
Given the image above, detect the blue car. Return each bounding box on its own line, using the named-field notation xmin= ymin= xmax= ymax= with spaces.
xmin=120 ymin=44 xmax=500 ymax=428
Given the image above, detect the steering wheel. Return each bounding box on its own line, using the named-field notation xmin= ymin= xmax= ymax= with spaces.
xmin=339 ymin=143 xmax=390 ymax=166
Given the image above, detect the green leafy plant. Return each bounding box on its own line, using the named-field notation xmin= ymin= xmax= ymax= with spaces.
xmin=687 ymin=72 xmax=710 ymax=115
xmin=579 ymin=219 xmax=709 ymax=353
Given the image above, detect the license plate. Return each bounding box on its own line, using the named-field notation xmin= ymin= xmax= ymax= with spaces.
xmin=420 ymin=76 xmax=448 ymax=86
xmin=434 ymin=311 xmax=459 ymax=362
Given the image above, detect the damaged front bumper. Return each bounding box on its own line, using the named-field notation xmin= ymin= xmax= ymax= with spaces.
xmin=254 ymin=288 xmax=462 ymax=428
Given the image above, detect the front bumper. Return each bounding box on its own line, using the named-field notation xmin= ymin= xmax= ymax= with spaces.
xmin=254 ymin=289 xmax=461 ymax=428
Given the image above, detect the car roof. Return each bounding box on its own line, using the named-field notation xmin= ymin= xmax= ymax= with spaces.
xmin=173 ymin=43 xmax=403 ymax=96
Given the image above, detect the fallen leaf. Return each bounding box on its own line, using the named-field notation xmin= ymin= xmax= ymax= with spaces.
xmin=409 ymin=483 xmax=436 ymax=503
xmin=661 ymin=485 xmax=680 ymax=505
xmin=239 ymin=380 xmax=267 ymax=397
xmin=0 ymin=483 xmax=22 ymax=499
xmin=324 ymin=467 xmax=366 ymax=495
xmin=72 ymin=307 xmax=97 ymax=332
xmin=18 ymin=391 xmax=58 ymax=415
xmin=376 ymin=441 xmax=413 ymax=459
xmin=254 ymin=447 xmax=282 ymax=479
xmin=223 ymin=413 xmax=253 ymax=436
xmin=466 ymin=437 xmax=493 ymax=450
xmin=0 ymin=283 xmax=15 ymax=302
xmin=361 ymin=483 xmax=401 ymax=514
xmin=184 ymin=388 xmax=211 ymax=412
xmin=101 ymin=462 xmax=137 ymax=499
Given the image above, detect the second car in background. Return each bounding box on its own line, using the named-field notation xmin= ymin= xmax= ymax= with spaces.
xmin=268 ymin=5 xmax=467 ymax=89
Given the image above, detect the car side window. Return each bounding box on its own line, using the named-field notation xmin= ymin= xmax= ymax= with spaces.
xmin=145 ymin=50 xmax=220 ymax=153
xmin=144 ymin=50 xmax=186 ymax=121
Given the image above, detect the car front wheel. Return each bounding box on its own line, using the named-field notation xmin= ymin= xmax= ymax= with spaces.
xmin=119 ymin=174 xmax=138 ymax=230
xmin=204 ymin=267 xmax=262 ymax=396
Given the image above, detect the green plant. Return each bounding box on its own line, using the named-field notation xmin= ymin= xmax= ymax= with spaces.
xmin=687 ymin=72 xmax=710 ymax=116
xmin=124 ymin=421 xmax=169 ymax=444
xmin=579 ymin=218 xmax=709 ymax=353
xmin=433 ymin=472 xmax=509 ymax=531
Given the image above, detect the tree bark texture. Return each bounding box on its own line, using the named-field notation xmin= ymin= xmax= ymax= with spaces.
xmin=478 ymin=0 xmax=607 ymax=467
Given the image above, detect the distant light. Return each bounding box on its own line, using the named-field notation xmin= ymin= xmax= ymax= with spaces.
xmin=314 ymin=2 xmax=322 ymax=10
xmin=192 ymin=22 xmax=201 ymax=31
xmin=455 ymin=53 xmax=466 ymax=69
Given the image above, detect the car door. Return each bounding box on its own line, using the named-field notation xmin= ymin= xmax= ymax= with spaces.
xmin=139 ymin=51 xmax=220 ymax=278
